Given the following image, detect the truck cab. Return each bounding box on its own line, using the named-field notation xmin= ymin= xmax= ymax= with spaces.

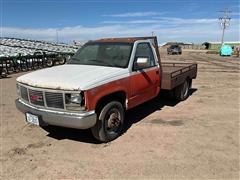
xmin=16 ymin=36 xmax=197 ymax=142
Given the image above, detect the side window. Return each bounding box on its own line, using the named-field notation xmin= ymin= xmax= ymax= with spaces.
xmin=135 ymin=43 xmax=155 ymax=68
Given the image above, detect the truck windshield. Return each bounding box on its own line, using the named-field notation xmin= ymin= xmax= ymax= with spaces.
xmin=68 ymin=43 xmax=133 ymax=68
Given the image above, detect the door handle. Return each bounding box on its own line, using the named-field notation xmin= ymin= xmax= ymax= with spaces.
xmin=156 ymin=70 xmax=159 ymax=74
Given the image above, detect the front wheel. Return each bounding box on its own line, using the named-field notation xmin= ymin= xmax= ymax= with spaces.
xmin=174 ymin=79 xmax=190 ymax=101
xmin=91 ymin=101 xmax=125 ymax=142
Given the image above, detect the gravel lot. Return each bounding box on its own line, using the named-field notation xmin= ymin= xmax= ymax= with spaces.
xmin=1 ymin=50 xmax=239 ymax=179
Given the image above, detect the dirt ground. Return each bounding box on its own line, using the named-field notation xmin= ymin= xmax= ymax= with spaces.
xmin=0 ymin=50 xmax=239 ymax=179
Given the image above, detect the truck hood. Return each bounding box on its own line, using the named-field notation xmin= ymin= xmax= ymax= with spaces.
xmin=17 ymin=64 xmax=129 ymax=91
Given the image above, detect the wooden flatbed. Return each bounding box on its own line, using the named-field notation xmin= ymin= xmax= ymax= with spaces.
xmin=161 ymin=63 xmax=197 ymax=90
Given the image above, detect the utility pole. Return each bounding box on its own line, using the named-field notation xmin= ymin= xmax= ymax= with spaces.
xmin=219 ymin=8 xmax=231 ymax=46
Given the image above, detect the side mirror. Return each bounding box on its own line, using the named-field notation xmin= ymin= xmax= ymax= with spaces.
xmin=133 ymin=57 xmax=149 ymax=70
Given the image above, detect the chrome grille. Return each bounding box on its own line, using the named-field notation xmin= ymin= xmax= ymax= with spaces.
xmin=29 ymin=89 xmax=44 ymax=106
xmin=18 ymin=84 xmax=66 ymax=110
xmin=20 ymin=86 xmax=29 ymax=101
xmin=45 ymin=92 xmax=64 ymax=109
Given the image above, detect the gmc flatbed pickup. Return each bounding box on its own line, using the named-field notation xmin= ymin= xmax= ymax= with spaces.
xmin=15 ymin=36 xmax=197 ymax=142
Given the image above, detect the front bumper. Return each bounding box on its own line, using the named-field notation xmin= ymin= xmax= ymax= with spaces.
xmin=15 ymin=99 xmax=97 ymax=129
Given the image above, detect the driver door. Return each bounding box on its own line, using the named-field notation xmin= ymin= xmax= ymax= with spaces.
xmin=129 ymin=42 xmax=160 ymax=108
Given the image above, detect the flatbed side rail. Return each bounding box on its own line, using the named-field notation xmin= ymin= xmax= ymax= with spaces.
xmin=162 ymin=63 xmax=197 ymax=78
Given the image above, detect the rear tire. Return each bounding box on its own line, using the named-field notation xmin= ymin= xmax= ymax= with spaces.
xmin=174 ymin=79 xmax=190 ymax=101
xmin=91 ymin=101 xmax=125 ymax=142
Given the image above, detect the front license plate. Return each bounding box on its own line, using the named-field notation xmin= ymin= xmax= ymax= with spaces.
xmin=26 ymin=113 xmax=39 ymax=126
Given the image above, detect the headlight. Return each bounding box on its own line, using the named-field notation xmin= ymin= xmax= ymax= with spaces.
xmin=69 ymin=93 xmax=82 ymax=104
xmin=65 ymin=92 xmax=85 ymax=111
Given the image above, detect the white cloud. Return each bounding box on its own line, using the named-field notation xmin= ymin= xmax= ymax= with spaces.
xmin=101 ymin=18 xmax=218 ymax=25
xmin=101 ymin=20 xmax=160 ymax=24
xmin=102 ymin=12 xmax=164 ymax=17
xmin=153 ymin=17 xmax=218 ymax=25
xmin=231 ymin=12 xmax=240 ymax=16
xmin=2 ymin=25 xmax=124 ymax=42
xmin=1 ymin=17 xmax=239 ymax=43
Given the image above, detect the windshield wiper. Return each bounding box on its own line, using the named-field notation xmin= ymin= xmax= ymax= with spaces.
xmin=88 ymin=59 xmax=112 ymax=66
xmin=68 ymin=58 xmax=114 ymax=67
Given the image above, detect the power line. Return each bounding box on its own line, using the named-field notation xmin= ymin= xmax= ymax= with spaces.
xmin=219 ymin=8 xmax=231 ymax=46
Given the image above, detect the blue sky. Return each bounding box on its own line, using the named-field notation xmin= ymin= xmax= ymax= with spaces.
xmin=1 ymin=0 xmax=239 ymax=44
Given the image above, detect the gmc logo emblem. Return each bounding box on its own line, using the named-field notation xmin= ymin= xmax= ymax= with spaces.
xmin=30 ymin=95 xmax=43 ymax=102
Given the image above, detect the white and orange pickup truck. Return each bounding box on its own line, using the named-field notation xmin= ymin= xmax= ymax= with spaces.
xmin=15 ymin=36 xmax=197 ymax=142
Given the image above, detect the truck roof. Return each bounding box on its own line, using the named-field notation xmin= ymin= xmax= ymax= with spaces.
xmin=88 ymin=36 xmax=158 ymax=44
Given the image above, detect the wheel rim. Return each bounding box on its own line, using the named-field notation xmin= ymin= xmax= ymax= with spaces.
xmin=182 ymin=81 xmax=189 ymax=98
xmin=104 ymin=108 xmax=122 ymax=134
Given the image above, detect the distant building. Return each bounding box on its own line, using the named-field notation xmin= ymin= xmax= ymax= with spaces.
xmin=159 ymin=42 xmax=203 ymax=49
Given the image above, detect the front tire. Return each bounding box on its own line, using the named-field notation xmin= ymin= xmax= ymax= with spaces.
xmin=91 ymin=101 xmax=125 ymax=142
